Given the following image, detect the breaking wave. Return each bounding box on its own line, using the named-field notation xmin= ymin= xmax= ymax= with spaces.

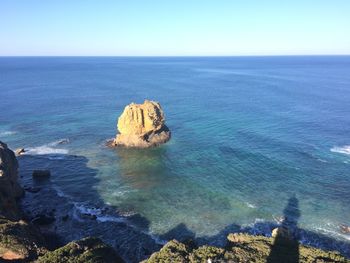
xmin=331 ymin=145 xmax=350 ymax=155
xmin=25 ymin=139 xmax=69 ymax=155
xmin=0 ymin=131 xmax=16 ymax=137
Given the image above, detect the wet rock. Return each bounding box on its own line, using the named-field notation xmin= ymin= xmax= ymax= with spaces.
xmin=24 ymin=186 xmax=42 ymax=193
xmin=31 ymin=214 xmax=55 ymax=226
xmin=111 ymin=100 xmax=171 ymax=148
xmin=15 ymin=148 xmax=25 ymax=156
xmin=61 ymin=215 xmax=69 ymax=222
xmin=340 ymin=224 xmax=350 ymax=234
xmin=56 ymin=138 xmax=69 ymax=145
xmin=36 ymin=237 xmax=124 ymax=263
xmin=80 ymin=213 xmax=97 ymax=220
xmin=32 ymin=170 xmax=51 ymax=180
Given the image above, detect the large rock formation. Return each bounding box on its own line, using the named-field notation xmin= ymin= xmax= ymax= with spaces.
xmin=112 ymin=100 xmax=171 ymax=148
xmin=0 ymin=141 xmax=24 ymax=220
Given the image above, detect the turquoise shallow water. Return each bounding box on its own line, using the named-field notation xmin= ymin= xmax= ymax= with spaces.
xmin=1 ymin=56 xmax=350 ymax=254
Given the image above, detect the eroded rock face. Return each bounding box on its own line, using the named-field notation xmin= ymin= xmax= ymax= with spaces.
xmin=112 ymin=100 xmax=171 ymax=148
xmin=0 ymin=141 xmax=24 ymax=220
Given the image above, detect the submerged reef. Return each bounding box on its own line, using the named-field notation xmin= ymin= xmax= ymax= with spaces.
xmin=111 ymin=100 xmax=171 ymax=148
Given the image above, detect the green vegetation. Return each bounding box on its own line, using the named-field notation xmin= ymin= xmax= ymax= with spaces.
xmin=0 ymin=217 xmax=46 ymax=261
xmin=36 ymin=237 xmax=124 ymax=263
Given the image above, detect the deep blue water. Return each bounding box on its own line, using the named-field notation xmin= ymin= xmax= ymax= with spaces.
xmin=1 ymin=56 xmax=350 ymax=254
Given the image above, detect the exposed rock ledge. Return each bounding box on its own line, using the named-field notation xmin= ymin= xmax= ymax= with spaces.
xmin=144 ymin=234 xmax=349 ymax=263
xmin=110 ymin=100 xmax=171 ymax=148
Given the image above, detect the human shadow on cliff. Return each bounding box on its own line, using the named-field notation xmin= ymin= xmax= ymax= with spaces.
xmin=17 ymin=153 xmax=161 ymax=263
xmin=266 ymin=196 xmax=300 ymax=263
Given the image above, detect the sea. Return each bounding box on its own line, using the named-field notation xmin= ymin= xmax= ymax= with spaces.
xmin=1 ymin=56 xmax=349 ymax=260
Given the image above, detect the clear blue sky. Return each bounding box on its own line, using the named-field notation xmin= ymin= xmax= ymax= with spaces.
xmin=1 ymin=0 xmax=350 ymax=56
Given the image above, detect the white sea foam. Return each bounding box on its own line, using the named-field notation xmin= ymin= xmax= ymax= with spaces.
xmin=330 ymin=145 xmax=350 ymax=155
xmin=73 ymin=203 xmax=126 ymax=223
xmin=48 ymin=138 xmax=70 ymax=146
xmin=0 ymin=131 xmax=16 ymax=137
xmin=314 ymin=226 xmax=350 ymax=241
xmin=246 ymin=202 xmax=257 ymax=209
xmin=25 ymin=139 xmax=69 ymax=155
xmin=52 ymin=185 xmax=73 ymax=199
xmin=25 ymin=145 xmax=68 ymax=155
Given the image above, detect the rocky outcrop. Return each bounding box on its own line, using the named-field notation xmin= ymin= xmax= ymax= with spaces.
xmin=111 ymin=100 xmax=171 ymax=148
xmin=37 ymin=237 xmax=124 ymax=263
xmin=144 ymin=233 xmax=349 ymax=263
xmin=0 ymin=218 xmax=47 ymax=261
xmin=0 ymin=141 xmax=124 ymax=263
xmin=0 ymin=141 xmax=24 ymax=220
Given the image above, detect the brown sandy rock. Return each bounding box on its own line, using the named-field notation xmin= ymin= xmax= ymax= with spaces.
xmin=112 ymin=100 xmax=171 ymax=148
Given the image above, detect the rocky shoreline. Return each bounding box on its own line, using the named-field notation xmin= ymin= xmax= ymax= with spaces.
xmin=1 ymin=140 xmax=349 ymax=262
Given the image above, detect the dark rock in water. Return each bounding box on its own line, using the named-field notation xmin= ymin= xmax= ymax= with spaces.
xmin=15 ymin=148 xmax=26 ymax=156
xmin=24 ymin=186 xmax=42 ymax=193
xmin=0 ymin=141 xmax=24 ymax=220
xmin=81 ymin=213 xmax=97 ymax=220
xmin=56 ymin=138 xmax=70 ymax=145
xmin=32 ymin=170 xmax=51 ymax=180
xmin=36 ymin=237 xmax=124 ymax=263
xmin=61 ymin=215 xmax=69 ymax=222
xmin=31 ymin=214 xmax=55 ymax=225
xmin=340 ymin=224 xmax=350 ymax=234
xmin=0 ymin=218 xmax=47 ymax=261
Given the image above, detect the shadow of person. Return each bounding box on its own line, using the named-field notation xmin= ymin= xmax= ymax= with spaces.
xmin=267 ymin=195 xmax=300 ymax=263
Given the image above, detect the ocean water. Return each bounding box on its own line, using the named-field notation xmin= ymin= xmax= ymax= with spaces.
xmin=1 ymin=56 xmax=350 ymax=256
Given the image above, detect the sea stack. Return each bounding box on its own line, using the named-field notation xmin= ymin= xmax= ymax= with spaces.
xmin=112 ymin=100 xmax=171 ymax=148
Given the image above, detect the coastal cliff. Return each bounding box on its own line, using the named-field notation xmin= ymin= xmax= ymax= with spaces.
xmin=112 ymin=100 xmax=171 ymax=148
xmin=0 ymin=141 xmax=24 ymax=221
xmin=0 ymin=141 xmax=123 ymax=262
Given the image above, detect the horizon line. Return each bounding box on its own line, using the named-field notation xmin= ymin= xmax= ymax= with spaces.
xmin=1 ymin=54 xmax=350 ymax=58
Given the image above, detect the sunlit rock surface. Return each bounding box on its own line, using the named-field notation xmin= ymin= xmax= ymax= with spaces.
xmin=112 ymin=100 xmax=171 ymax=147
